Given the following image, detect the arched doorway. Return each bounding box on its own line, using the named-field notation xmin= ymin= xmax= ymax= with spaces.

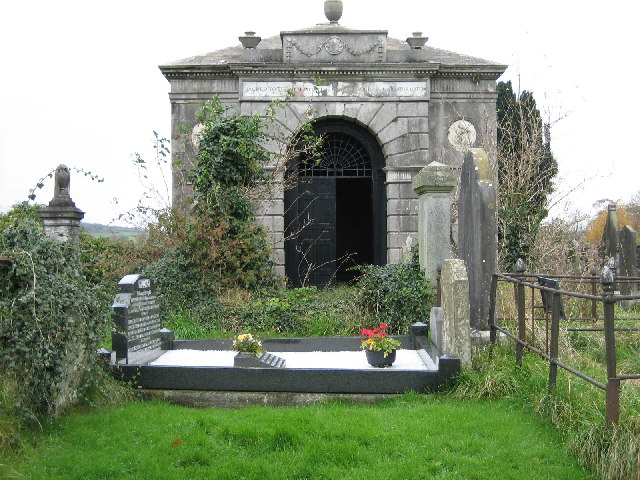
xmin=284 ymin=119 xmax=386 ymax=287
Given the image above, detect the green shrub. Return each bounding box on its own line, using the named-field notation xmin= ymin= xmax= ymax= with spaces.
xmin=142 ymin=248 xmax=223 ymax=323
xmin=353 ymin=247 xmax=435 ymax=334
xmin=0 ymin=215 xmax=111 ymax=422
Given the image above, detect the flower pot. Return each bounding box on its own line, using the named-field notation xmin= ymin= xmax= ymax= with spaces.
xmin=365 ymin=349 xmax=396 ymax=368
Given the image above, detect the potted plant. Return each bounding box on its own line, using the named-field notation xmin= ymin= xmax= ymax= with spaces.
xmin=232 ymin=333 xmax=263 ymax=356
xmin=360 ymin=323 xmax=401 ymax=367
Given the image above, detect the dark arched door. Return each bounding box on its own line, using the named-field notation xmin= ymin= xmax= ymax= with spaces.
xmin=284 ymin=120 xmax=386 ymax=287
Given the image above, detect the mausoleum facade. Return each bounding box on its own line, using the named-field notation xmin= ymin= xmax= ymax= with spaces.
xmin=160 ymin=1 xmax=506 ymax=287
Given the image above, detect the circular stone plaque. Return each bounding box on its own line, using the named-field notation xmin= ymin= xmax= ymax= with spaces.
xmin=448 ymin=120 xmax=477 ymax=151
xmin=325 ymin=36 xmax=344 ymax=55
xmin=191 ymin=123 xmax=205 ymax=149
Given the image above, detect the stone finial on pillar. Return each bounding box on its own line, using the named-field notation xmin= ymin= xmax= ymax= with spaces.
xmin=411 ymin=161 xmax=457 ymax=282
xmin=38 ymin=165 xmax=85 ymax=243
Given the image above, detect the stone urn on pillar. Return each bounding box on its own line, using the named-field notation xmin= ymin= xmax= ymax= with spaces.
xmin=38 ymin=164 xmax=85 ymax=243
xmin=324 ymin=0 xmax=343 ymax=24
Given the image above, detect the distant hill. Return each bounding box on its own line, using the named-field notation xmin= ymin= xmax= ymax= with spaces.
xmin=81 ymin=223 xmax=143 ymax=240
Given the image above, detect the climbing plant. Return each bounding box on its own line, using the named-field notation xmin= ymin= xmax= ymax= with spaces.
xmin=0 ymin=211 xmax=111 ymax=422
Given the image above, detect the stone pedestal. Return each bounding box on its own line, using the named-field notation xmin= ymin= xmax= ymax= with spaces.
xmin=38 ymin=165 xmax=84 ymax=243
xmin=411 ymin=162 xmax=457 ymax=282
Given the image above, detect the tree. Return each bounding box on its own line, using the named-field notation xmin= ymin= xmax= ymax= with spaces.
xmin=496 ymin=80 xmax=558 ymax=269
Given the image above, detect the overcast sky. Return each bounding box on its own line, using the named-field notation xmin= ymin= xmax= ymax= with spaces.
xmin=0 ymin=0 xmax=636 ymax=225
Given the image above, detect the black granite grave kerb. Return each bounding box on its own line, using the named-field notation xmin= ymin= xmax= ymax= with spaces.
xmin=112 ymin=331 xmax=461 ymax=395
xmin=108 ymin=275 xmax=460 ymax=395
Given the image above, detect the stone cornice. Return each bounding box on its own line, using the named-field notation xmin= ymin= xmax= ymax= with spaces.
xmin=435 ymin=64 xmax=507 ymax=80
xmin=160 ymin=62 xmax=505 ymax=81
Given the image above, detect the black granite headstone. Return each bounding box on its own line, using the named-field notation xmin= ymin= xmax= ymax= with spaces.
xmin=112 ymin=274 xmax=161 ymax=364
xmin=537 ymin=277 xmax=566 ymax=320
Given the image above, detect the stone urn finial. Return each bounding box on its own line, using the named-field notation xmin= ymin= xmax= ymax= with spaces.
xmin=406 ymin=31 xmax=428 ymax=49
xmin=50 ymin=164 xmax=74 ymax=207
xmin=324 ymin=0 xmax=343 ymax=24
xmin=239 ymin=31 xmax=261 ymax=49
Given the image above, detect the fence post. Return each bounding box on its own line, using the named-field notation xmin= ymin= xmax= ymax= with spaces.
xmin=601 ymin=266 xmax=619 ymax=425
xmin=489 ymin=273 xmax=498 ymax=344
xmin=548 ymin=291 xmax=561 ymax=391
xmin=515 ymin=259 xmax=526 ymax=367
xmin=590 ymin=267 xmax=598 ymax=321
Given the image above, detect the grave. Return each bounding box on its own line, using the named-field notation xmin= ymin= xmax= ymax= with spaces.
xmin=107 ymin=273 xmax=461 ymax=395
xmin=113 ymin=333 xmax=460 ymax=395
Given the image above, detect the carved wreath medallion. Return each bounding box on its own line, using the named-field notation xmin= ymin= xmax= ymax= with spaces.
xmin=324 ymin=36 xmax=344 ymax=55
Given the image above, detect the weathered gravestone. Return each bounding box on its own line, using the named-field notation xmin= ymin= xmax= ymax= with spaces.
xmin=603 ymin=204 xmax=619 ymax=261
xmin=457 ymin=148 xmax=497 ymax=331
xmin=112 ymin=274 xmax=162 ymax=364
xmin=618 ymin=225 xmax=638 ymax=298
xmin=439 ymin=259 xmax=471 ymax=367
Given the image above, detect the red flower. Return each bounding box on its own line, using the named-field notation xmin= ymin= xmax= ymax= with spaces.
xmin=361 ymin=329 xmax=374 ymax=336
xmin=380 ymin=323 xmax=388 ymax=328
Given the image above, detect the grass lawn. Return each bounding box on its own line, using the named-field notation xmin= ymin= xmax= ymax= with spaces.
xmin=9 ymin=395 xmax=592 ymax=480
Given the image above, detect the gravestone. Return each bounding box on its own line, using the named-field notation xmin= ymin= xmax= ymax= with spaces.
xmin=618 ymin=225 xmax=638 ymax=296
xmin=457 ymin=148 xmax=497 ymax=331
xmin=440 ymin=259 xmax=471 ymax=367
xmin=112 ymin=274 xmax=162 ymax=364
xmin=429 ymin=307 xmax=444 ymax=353
xmin=537 ymin=277 xmax=566 ymax=319
xmin=603 ymin=204 xmax=619 ymax=261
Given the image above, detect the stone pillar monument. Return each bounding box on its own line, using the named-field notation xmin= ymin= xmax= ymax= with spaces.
xmin=38 ymin=165 xmax=85 ymax=243
xmin=411 ymin=161 xmax=457 ymax=282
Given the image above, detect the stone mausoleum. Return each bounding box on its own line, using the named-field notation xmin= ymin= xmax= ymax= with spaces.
xmin=160 ymin=0 xmax=506 ymax=287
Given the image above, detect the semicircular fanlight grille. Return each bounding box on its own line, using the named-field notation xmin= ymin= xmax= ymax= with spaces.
xmin=299 ymin=132 xmax=372 ymax=177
